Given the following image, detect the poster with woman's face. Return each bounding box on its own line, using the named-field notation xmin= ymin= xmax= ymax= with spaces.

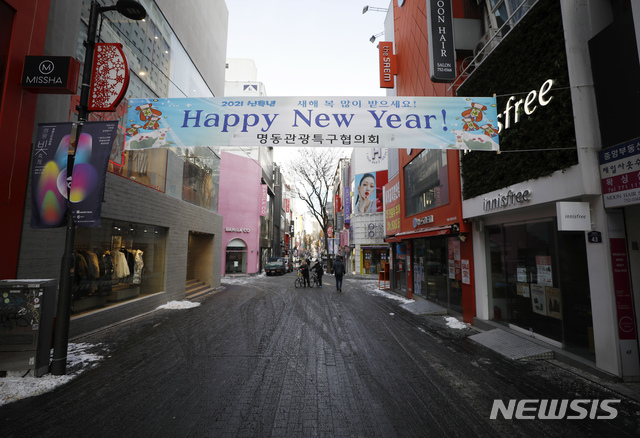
xmin=355 ymin=173 xmax=376 ymax=213
xmin=355 ymin=171 xmax=387 ymax=214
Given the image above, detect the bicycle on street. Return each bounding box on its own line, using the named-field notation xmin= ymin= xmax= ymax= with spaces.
xmin=294 ymin=269 xmax=304 ymax=288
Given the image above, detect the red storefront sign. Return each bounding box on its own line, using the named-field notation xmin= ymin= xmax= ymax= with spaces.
xmin=378 ymin=41 xmax=397 ymax=88
xmin=384 ymin=175 xmax=401 ymax=235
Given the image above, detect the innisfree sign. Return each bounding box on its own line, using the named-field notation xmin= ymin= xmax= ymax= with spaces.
xmin=124 ymin=96 xmax=499 ymax=151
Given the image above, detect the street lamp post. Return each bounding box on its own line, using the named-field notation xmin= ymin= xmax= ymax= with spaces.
xmin=51 ymin=0 xmax=146 ymax=376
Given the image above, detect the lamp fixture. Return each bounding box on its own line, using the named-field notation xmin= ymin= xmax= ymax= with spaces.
xmin=363 ymin=6 xmax=388 ymax=14
xmin=370 ymin=31 xmax=384 ymax=43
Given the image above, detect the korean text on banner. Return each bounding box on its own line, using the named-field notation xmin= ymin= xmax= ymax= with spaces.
xmin=125 ymin=96 xmax=499 ymax=151
xmin=30 ymin=121 xmax=119 ymax=229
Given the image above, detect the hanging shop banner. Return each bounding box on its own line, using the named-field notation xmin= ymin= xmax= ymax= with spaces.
xmin=343 ymin=163 xmax=352 ymax=224
xmin=384 ymin=175 xmax=401 ymax=236
xmin=125 ymin=96 xmax=499 ymax=151
xmin=30 ymin=121 xmax=119 ymax=228
xmin=599 ymin=136 xmax=640 ymax=208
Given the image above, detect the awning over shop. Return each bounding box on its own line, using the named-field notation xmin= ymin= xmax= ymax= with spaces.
xmin=385 ymin=225 xmax=452 ymax=242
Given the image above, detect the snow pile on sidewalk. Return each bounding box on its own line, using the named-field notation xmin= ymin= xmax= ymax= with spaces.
xmin=156 ymin=300 xmax=201 ymax=310
xmin=444 ymin=316 xmax=470 ymax=330
xmin=221 ymin=274 xmax=263 ymax=285
xmin=362 ymin=280 xmax=414 ymax=304
xmin=0 ymin=342 xmax=104 ymax=406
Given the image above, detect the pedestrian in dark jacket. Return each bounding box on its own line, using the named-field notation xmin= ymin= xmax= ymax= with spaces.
xmin=301 ymin=259 xmax=310 ymax=287
xmin=313 ymin=260 xmax=324 ymax=287
xmin=333 ymin=256 xmax=345 ymax=292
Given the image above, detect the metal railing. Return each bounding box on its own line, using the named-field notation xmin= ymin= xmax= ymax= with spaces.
xmin=448 ymin=0 xmax=538 ymax=92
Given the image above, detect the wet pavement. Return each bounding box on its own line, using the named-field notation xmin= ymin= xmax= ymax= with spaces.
xmin=2 ymin=274 xmax=639 ymax=437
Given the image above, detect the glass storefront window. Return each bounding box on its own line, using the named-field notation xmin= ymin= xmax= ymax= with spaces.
xmin=487 ymin=219 xmax=594 ymax=359
xmin=77 ymin=0 xmax=218 ymax=196
xmin=72 ymin=218 xmax=167 ymax=314
xmin=404 ymin=150 xmax=449 ymax=217
xmin=175 ymin=147 xmax=220 ymax=211
xmin=362 ymin=248 xmax=388 ymax=274
xmin=412 ymin=237 xmax=462 ymax=314
xmin=108 ymin=148 xmax=168 ymax=192
xmin=226 ymin=239 xmax=247 ymax=274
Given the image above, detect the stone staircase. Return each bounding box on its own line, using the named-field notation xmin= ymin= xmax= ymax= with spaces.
xmin=186 ymin=279 xmax=213 ymax=300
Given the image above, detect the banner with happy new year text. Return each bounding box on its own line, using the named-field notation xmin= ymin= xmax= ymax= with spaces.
xmin=125 ymin=96 xmax=499 ymax=151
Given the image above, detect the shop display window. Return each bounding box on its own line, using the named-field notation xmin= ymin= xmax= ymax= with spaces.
xmin=72 ymin=218 xmax=167 ymax=314
xmin=226 ymin=239 xmax=247 ymax=274
xmin=404 ymin=149 xmax=449 ymax=217
xmin=411 ymin=237 xmax=461 ymax=313
xmin=487 ymin=219 xmax=594 ymax=359
xmin=108 ymin=148 xmax=168 ymax=192
xmin=362 ymin=248 xmax=388 ymax=274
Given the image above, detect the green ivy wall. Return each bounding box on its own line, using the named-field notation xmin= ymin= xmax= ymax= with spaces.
xmin=458 ymin=0 xmax=578 ymax=200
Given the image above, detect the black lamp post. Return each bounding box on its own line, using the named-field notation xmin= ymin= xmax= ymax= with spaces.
xmin=51 ymin=0 xmax=146 ymax=376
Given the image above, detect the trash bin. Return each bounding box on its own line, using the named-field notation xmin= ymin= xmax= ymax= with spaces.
xmin=0 ymin=279 xmax=56 ymax=377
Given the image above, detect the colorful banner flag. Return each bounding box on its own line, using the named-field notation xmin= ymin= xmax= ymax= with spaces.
xmin=30 ymin=121 xmax=119 ymax=228
xmin=125 ymin=96 xmax=499 ymax=151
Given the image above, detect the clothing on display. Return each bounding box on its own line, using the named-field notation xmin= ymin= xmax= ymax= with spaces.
xmin=73 ymin=247 xmax=145 ymax=302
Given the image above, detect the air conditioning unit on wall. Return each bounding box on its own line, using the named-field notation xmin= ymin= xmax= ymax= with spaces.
xmin=473 ymin=28 xmax=502 ymax=65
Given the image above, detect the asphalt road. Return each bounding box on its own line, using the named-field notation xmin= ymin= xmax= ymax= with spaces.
xmin=2 ymin=273 xmax=639 ymax=437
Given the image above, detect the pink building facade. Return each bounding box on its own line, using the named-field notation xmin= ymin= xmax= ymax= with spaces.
xmin=218 ymin=151 xmax=263 ymax=275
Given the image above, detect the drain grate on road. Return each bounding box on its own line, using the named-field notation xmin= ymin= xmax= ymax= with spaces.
xmin=469 ymin=329 xmax=554 ymax=361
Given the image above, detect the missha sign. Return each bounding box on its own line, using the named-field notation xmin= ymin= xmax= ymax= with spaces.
xmin=22 ymin=56 xmax=80 ymax=94
xmin=427 ymin=0 xmax=456 ymax=83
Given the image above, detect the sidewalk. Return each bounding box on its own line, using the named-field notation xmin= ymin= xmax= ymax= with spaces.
xmin=368 ymin=287 xmax=640 ymax=404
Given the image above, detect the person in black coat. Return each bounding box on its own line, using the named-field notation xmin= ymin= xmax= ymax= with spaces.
xmin=333 ymin=256 xmax=345 ymax=292
xmin=301 ymin=259 xmax=310 ymax=287
xmin=313 ymin=259 xmax=324 ymax=287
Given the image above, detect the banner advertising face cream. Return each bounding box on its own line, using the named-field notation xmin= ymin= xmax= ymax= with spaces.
xmin=125 ymin=96 xmax=499 ymax=151
xmin=31 ymin=121 xmax=119 ymax=228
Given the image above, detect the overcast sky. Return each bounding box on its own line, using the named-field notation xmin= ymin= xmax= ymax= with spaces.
xmin=225 ymin=0 xmax=391 ymax=97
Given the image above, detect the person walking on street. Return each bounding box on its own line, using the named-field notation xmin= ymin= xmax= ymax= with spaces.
xmin=313 ymin=259 xmax=324 ymax=288
xmin=301 ymin=259 xmax=310 ymax=287
xmin=333 ymin=256 xmax=345 ymax=292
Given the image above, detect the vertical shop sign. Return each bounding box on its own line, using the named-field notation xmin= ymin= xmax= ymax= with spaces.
xmin=343 ymin=164 xmax=352 ymax=223
xmin=30 ymin=121 xmax=118 ymax=228
xmin=260 ymin=184 xmax=268 ymax=216
xmin=285 ymin=198 xmax=290 ymax=213
xmin=379 ymin=41 xmax=397 ymax=88
xmin=426 ymin=0 xmax=457 ymax=83
xmin=599 ymin=137 xmax=640 ymax=208
xmin=608 ymin=212 xmax=640 ymax=375
xmin=384 ymin=176 xmax=401 ymax=235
